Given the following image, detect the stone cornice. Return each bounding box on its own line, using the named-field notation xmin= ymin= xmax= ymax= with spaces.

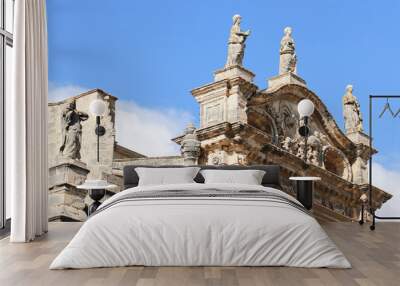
xmin=214 ymin=65 xmax=256 ymax=78
xmin=48 ymin=88 xmax=118 ymax=106
xmin=189 ymin=122 xmax=391 ymax=207
xmin=49 ymin=159 xmax=89 ymax=171
xmin=173 ymin=121 xmax=391 ymax=213
xmin=114 ymin=143 xmax=146 ymax=159
xmin=173 ymin=121 xmax=258 ymax=145
xmin=312 ymin=204 xmax=352 ymax=222
xmin=191 ymin=77 xmax=258 ymax=99
xmin=261 ymin=142 xmax=392 ymax=208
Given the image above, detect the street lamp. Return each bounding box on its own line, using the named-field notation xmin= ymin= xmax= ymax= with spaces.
xmin=89 ymin=99 xmax=107 ymax=162
xmin=297 ymin=99 xmax=315 ymax=163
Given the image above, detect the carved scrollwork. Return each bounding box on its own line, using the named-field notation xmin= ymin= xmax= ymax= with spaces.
xmin=281 ymin=136 xmax=299 ymax=154
xmin=277 ymin=103 xmax=297 ymax=136
xmin=212 ymin=156 xmax=221 ymax=165
xmin=322 ymin=145 xmax=352 ymax=181
xmin=253 ymin=105 xmax=279 ymax=145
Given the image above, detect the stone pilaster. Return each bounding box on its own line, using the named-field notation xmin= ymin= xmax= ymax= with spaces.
xmin=346 ymin=131 xmax=370 ymax=185
xmin=192 ymin=66 xmax=257 ymax=130
xmin=48 ymin=159 xmax=90 ymax=221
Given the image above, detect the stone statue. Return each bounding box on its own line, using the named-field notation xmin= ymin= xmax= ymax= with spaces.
xmin=59 ymin=100 xmax=89 ymax=160
xmin=181 ymin=123 xmax=201 ymax=165
xmin=279 ymin=27 xmax=297 ymax=75
xmin=313 ymin=131 xmax=330 ymax=146
xmin=307 ymin=135 xmax=322 ymax=166
xmin=343 ymin=85 xmax=363 ymax=133
xmin=225 ymin=14 xmax=251 ymax=68
xmin=281 ymin=137 xmax=293 ymax=151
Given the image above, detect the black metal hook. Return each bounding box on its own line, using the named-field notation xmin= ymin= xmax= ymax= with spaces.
xmin=394 ymin=107 xmax=400 ymax=118
xmin=378 ymin=98 xmax=395 ymax=118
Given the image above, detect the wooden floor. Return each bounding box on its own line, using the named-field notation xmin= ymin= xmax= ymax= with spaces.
xmin=0 ymin=222 xmax=399 ymax=286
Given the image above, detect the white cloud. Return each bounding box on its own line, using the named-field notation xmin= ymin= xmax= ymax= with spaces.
xmin=115 ymin=100 xmax=193 ymax=156
xmin=48 ymin=82 xmax=87 ymax=102
xmin=372 ymin=163 xmax=400 ymax=217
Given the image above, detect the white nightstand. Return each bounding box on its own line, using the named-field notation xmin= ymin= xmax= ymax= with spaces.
xmin=77 ymin=180 xmax=117 ymax=215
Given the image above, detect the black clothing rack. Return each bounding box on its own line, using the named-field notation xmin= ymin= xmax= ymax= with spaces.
xmin=359 ymin=95 xmax=400 ymax=230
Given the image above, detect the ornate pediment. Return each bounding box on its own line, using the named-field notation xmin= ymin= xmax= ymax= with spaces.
xmin=247 ymin=84 xmax=357 ymax=181
xmin=171 ymin=19 xmax=391 ymax=222
xmin=249 ymin=84 xmax=356 ymax=149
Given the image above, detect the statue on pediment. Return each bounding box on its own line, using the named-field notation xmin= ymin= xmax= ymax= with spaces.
xmin=343 ymin=85 xmax=363 ymax=133
xmin=59 ymin=100 xmax=89 ymax=160
xmin=225 ymin=14 xmax=251 ymax=68
xmin=279 ymin=27 xmax=297 ymax=75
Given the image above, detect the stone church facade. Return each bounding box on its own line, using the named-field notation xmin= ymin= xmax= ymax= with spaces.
xmin=47 ymin=16 xmax=391 ymax=222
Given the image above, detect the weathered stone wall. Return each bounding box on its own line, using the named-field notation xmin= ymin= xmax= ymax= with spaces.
xmin=177 ymin=48 xmax=391 ymax=222
xmin=48 ymin=89 xmax=119 ymax=221
xmin=48 ymin=159 xmax=89 ymax=221
xmin=192 ymin=67 xmax=256 ymax=129
xmin=48 ymin=89 xmax=117 ymax=178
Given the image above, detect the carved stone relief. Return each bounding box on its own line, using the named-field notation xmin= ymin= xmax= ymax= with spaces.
xmin=209 ymin=151 xmax=248 ymax=166
xmin=277 ymin=102 xmax=298 ymax=137
xmin=205 ymin=102 xmax=223 ymax=125
xmin=269 ymin=102 xmax=354 ymax=180
xmin=265 ymin=104 xmax=281 ymax=135
xmin=208 ymin=150 xmax=226 ymax=165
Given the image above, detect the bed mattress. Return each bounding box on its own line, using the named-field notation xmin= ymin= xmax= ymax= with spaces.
xmin=50 ymin=183 xmax=351 ymax=269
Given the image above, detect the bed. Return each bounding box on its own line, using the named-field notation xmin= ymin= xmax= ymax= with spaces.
xmin=50 ymin=165 xmax=351 ymax=269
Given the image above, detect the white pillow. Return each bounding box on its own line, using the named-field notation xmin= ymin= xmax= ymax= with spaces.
xmin=200 ymin=169 xmax=266 ymax=185
xmin=135 ymin=167 xmax=200 ymax=186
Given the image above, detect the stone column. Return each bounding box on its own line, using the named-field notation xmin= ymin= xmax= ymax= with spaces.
xmin=180 ymin=123 xmax=201 ymax=165
xmin=48 ymin=159 xmax=90 ymax=221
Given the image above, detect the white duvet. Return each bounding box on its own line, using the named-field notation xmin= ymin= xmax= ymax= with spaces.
xmin=50 ymin=183 xmax=351 ymax=269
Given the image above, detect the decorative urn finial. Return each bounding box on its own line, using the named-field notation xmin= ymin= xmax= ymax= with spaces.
xmin=181 ymin=123 xmax=201 ymax=165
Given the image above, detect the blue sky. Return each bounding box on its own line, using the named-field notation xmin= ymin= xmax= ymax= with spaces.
xmin=47 ymin=1 xmax=400 ymax=170
xmin=47 ymin=0 xmax=400 ymax=161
